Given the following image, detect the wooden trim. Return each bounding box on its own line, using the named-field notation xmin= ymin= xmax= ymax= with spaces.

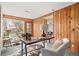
xmin=3 ymin=14 xmax=24 ymax=21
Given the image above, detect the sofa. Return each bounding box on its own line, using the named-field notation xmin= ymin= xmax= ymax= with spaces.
xmin=0 ymin=38 xmax=2 ymax=56
xmin=41 ymin=38 xmax=69 ymax=56
xmin=0 ymin=44 xmax=2 ymax=56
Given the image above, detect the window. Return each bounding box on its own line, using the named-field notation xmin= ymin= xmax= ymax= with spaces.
xmin=3 ymin=18 xmax=24 ymax=38
xmin=26 ymin=23 xmax=32 ymax=34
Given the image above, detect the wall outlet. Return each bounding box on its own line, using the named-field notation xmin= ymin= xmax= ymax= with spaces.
xmin=72 ymin=44 xmax=74 ymax=47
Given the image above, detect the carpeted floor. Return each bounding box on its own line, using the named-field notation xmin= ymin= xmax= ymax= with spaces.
xmin=1 ymin=45 xmax=21 ymax=56
xmin=1 ymin=41 xmax=79 ymax=56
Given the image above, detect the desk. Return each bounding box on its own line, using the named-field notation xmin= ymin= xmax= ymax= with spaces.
xmin=20 ymin=36 xmax=54 ymax=56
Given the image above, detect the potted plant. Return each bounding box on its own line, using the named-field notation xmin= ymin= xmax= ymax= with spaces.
xmin=22 ymin=32 xmax=32 ymax=41
xmin=26 ymin=32 xmax=32 ymax=41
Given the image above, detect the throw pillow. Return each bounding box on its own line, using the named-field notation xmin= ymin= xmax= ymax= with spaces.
xmin=52 ymin=39 xmax=63 ymax=49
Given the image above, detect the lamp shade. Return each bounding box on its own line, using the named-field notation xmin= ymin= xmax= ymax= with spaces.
xmin=42 ymin=24 xmax=48 ymax=30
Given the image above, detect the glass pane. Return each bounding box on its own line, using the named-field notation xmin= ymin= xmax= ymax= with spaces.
xmin=3 ymin=18 xmax=24 ymax=38
xmin=26 ymin=23 xmax=32 ymax=34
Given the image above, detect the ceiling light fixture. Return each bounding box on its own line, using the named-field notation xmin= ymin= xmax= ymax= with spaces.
xmin=52 ymin=9 xmax=55 ymax=11
xmin=25 ymin=10 xmax=30 ymax=13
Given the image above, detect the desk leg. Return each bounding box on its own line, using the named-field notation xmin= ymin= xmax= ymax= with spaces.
xmin=49 ymin=39 xmax=51 ymax=43
xmin=25 ymin=44 xmax=27 ymax=56
xmin=21 ymin=41 xmax=23 ymax=56
xmin=43 ymin=41 xmax=45 ymax=48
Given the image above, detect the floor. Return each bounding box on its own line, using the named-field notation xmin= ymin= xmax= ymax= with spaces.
xmin=1 ymin=41 xmax=79 ymax=56
xmin=1 ymin=45 xmax=21 ymax=56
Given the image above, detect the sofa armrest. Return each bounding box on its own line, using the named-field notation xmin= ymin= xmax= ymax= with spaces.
xmin=41 ymin=48 xmax=58 ymax=56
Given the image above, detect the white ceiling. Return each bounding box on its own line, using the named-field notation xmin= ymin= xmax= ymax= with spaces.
xmin=1 ymin=2 xmax=76 ymax=19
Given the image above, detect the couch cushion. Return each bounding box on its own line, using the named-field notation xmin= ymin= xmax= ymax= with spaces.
xmin=52 ymin=39 xmax=63 ymax=49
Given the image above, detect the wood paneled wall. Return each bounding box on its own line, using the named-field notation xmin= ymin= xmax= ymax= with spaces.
xmin=53 ymin=6 xmax=71 ymax=41
xmin=33 ymin=17 xmax=45 ymax=37
xmin=70 ymin=3 xmax=79 ymax=52
xmin=33 ymin=3 xmax=79 ymax=53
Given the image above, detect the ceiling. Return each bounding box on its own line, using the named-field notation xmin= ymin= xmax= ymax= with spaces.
xmin=1 ymin=2 xmax=76 ymax=19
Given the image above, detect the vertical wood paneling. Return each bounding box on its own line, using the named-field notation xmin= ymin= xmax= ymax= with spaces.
xmin=70 ymin=3 xmax=79 ymax=52
xmin=33 ymin=18 xmax=44 ymax=37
